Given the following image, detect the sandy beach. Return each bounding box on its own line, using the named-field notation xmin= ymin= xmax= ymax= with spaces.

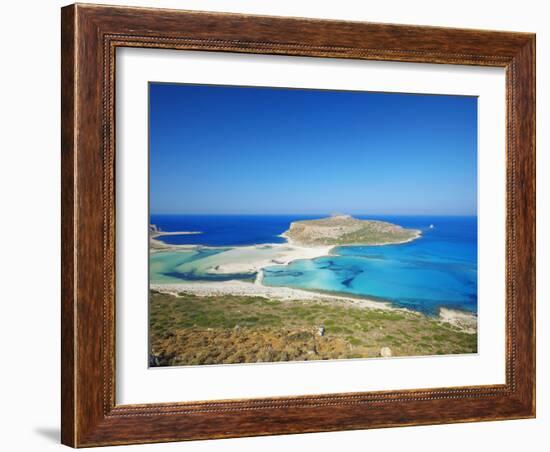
xmin=150 ymin=230 xmax=475 ymax=332
xmin=151 ymin=279 xmax=477 ymax=331
xmin=203 ymin=243 xmax=333 ymax=275
xmin=151 ymin=279 xmax=395 ymax=310
xmin=439 ymin=307 xmax=477 ymax=333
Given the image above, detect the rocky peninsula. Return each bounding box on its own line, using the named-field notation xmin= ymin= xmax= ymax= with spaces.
xmin=149 ymin=224 xmax=202 ymax=250
xmin=282 ymin=215 xmax=421 ymax=247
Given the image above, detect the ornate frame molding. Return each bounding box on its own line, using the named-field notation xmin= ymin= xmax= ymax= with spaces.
xmin=62 ymin=4 xmax=535 ymax=447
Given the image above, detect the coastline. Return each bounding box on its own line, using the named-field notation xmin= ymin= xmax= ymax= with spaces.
xmin=151 ymin=280 xmax=395 ymax=311
xmin=152 ymin=222 xmax=421 ymax=252
xmin=150 ymin=225 xmax=475 ymax=332
xmin=279 ymin=229 xmax=422 ymax=248
xmin=150 ymin=230 xmax=202 ymax=250
xmin=150 ymin=280 xmax=477 ymax=332
xmin=359 ymin=229 xmax=422 ymax=247
xmin=204 ymin=243 xmax=333 ymax=276
xmin=151 ymin=230 xmax=202 ymax=237
xmin=150 ymin=290 xmax=478 ymax=365
xmin=439 ymin=307 xmax=477 ymax=333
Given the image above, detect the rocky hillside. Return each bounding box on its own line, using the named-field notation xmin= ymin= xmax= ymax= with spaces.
xmin=283 ymin=215 xmax=420 ymax=247
xmin=149 ymin=291 xmax=476 ymax=366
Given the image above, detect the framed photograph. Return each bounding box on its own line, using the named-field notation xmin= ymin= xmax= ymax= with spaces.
xmin=61 ymin=3 xmax=535 ymax=447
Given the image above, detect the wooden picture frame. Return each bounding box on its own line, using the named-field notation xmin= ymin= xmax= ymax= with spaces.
xmin=61 ymin=3 xmax=535 ymax=447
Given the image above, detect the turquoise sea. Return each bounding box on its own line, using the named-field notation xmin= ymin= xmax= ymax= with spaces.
xmin=150 ymin=215 xmax=477 ymax=316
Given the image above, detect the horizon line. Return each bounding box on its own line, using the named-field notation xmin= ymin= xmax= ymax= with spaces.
xmin=149 ymin=212 xmax=478 ymax=217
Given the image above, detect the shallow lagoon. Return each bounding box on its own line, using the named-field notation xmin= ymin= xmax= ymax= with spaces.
xmin=150 ymin=215 xmax=477 ymax=315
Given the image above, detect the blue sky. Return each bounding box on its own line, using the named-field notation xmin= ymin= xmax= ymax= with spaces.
xmin=149 ymin=83 xmax=477 ymax=215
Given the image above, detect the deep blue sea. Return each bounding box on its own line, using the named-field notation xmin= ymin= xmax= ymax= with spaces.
xmin=151 ymin=214 xmax=323 ymax=246
xmin=150 ymin=214 xmax=477 ymax=315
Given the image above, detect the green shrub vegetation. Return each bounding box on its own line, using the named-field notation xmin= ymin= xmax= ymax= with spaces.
xmin=149 ymin=291 xmax=477 ymax=366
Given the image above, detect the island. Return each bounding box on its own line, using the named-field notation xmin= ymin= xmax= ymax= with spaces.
xmin=282 ymin=215 xmax=421 ymax=247
xmin=149 ymin=216 xmax=421 ymax=277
